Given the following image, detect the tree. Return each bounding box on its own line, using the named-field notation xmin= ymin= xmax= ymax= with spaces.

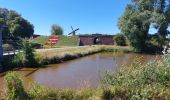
xmin=152 ymin=0 xmax=170 ymax=38
xmin=118 ymin=0 xmax=170 ymax=52
xmin=0 ymin=8 xmax=34 ymax=40
xmin=51 ymin=24 xmax=63 ymax=35
xmin=118 ymin=3 xmax=152 ymax=52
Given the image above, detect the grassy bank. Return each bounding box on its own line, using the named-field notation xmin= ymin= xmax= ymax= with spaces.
xmin=31 ymin=35 xmax=78 ymax=47
xmin=37 ymin=46 xmax=132 ymax=65
xmin=1 ymin=46 xmax=132 ymax=71
xmin=2 ymin=55 xmax=170 ymax=100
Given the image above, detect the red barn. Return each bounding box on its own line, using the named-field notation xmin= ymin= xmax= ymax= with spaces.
xmin=78 ymin=34 xmax=114 ymax=46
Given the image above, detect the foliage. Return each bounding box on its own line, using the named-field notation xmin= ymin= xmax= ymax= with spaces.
xmin=152 ymin=0 xmax=170 ymax=38
xmin=51 ymin=24 xmax=63 ymax=35
xmin=0 ymin=8 xmax=34 ymax=40
xmin=20 ymin=39 xmax=37 ymax=66
xmin=114 ymin=34 xmax=126 ymax=46
xmin=101 ymin=55 xmax=170 ymax=99
xmin=118 ymin=3 xmax=152 ymax=52
xmin=12 ymin=52 xmax=25 ymax=67
xmin=12 ymin=39 xmax=41 ymax=67
xmin=118 ymin=0 xmax=170 ymax=52
xmin=34 ymin=53 xmax=43 ymax=65
xmin=27 ymin=83 xmax=94 ymax=100
xmin=4 ymin=72 xmax=29 ymax=100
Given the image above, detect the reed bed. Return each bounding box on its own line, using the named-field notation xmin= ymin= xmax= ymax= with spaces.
xmin=36 ymin=46 xmax=132 ymax=65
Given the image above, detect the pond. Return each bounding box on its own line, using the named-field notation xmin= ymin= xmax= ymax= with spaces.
xmin=0 ymin=52 xmax=159 ymax=90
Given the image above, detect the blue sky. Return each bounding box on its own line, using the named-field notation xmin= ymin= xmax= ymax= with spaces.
xmin=0 ymin=0 xmax=131 ymax=35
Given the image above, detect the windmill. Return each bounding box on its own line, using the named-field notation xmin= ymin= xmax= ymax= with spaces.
xmin=68 ymin=26 xmax=79 ymax=36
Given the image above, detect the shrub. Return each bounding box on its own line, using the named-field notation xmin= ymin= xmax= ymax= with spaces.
xmin=29 ymin=83 xmax=58 ymax=100
xmin=12 ymin=52 xmax=25 ymax=67
xmin=4 ymin=72 xmax=29 ymax=100
xmin=29 ymin=83 xmax=77 ymax=100
xmin=114 ymin=34 xmax=126 ymax=46
xmin=101 ymin=55 xmax=170 ymax=99
xmin=75 ymin=89 xmax=94 ymax=100
xmin=21 ymin=39 xmax=37 ymax=66
xmin=34 ymin=53 xmax=43 ymax=65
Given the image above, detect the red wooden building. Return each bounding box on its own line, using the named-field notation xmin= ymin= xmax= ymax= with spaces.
xmin=78 ymin=34 xmax=114 ymax=46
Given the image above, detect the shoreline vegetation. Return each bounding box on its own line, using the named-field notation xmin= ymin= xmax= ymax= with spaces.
xmin=1 ymin=53 xmax=169 ymax=100
xmin=2 ymin=46 xmax=132 ymax=72
xmin=38 ymin=46 xmax=132 ymax=65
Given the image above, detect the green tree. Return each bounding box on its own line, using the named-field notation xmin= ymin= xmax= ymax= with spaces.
xmin=152 ymin=0 xmax=170 ymax=38
xmin=118 ymin=4 xmax=152 ymax=52
xmin=118 ymin=0 xmax=170 ymax=52
xmin=115 ymin=34 xmax=126 ymax=46
xmin=51 ymin=24 xmax=63 ymax=35
xmin=0 ymin=8 xmax=34 ymax=40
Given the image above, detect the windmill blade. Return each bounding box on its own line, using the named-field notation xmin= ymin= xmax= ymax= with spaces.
xmin=68 ymin=27 xmax=80 ymax=35
xmin=68 ymin=32 xmax=73 ymax=35
xmin=71 ymin=26 xmax=74 ymax=31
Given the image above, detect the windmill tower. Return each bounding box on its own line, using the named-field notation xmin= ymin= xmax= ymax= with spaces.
xmin=68 ymin=26 xmax=79 ymax=36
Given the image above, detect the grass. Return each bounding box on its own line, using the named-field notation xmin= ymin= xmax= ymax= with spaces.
xmin=31 ymin=36 xmax=50 ymax=45
xmin=2 ymin=55 xmax=170 ymax=100
xmin=36 ymin=46 xmax=132 ymax=65
xmin=31 ymin=35 xmax=78 ymax=47
xmin=56 ymin=35 xmax=78 ymax=46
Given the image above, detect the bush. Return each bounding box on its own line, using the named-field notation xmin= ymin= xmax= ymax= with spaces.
xmin=12 ymin=52 xmax=25 ymax=67
xmin=34 ymin=53 xmax=43 ymax=65
xmin=114 ymin=34 xmax=126 ymax=46
xmin=29 ymin=83 xmax=77 ymax=100
xmin=4 ymin=72 xmax=29 ymax=100
xmin=11 ymin=39 xmax=43 ymax=67
xmin=101 ymin=55 xmax=170 ymax=99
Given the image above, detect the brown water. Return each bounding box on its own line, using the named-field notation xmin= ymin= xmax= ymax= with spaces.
xmin=0 ymin=52 xmax=158 ymax=90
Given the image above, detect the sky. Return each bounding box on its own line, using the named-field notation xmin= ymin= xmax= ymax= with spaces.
xmin=0 ymin=0 xmax=131 ymax=35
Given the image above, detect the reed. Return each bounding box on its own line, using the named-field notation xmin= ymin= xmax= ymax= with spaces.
xmin=37 ymin=46 xmax=132 ymax=65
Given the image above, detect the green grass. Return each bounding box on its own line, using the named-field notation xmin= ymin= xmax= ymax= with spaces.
xmin=31 ymin=35 xmax=78 ymax=47
xmin=31 ymin=36 xmax=50 ymax=45
xmin=56 ymin=35 xmax=78 ymax=46
xmin=36 ymin=46 xmax=132 ymax=65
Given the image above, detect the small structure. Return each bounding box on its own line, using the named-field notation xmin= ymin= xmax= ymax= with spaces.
xmin=78 ymin=34 xmax=114 ymax=46
xmin=68 ymin=26 xmax=79 ymax=36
